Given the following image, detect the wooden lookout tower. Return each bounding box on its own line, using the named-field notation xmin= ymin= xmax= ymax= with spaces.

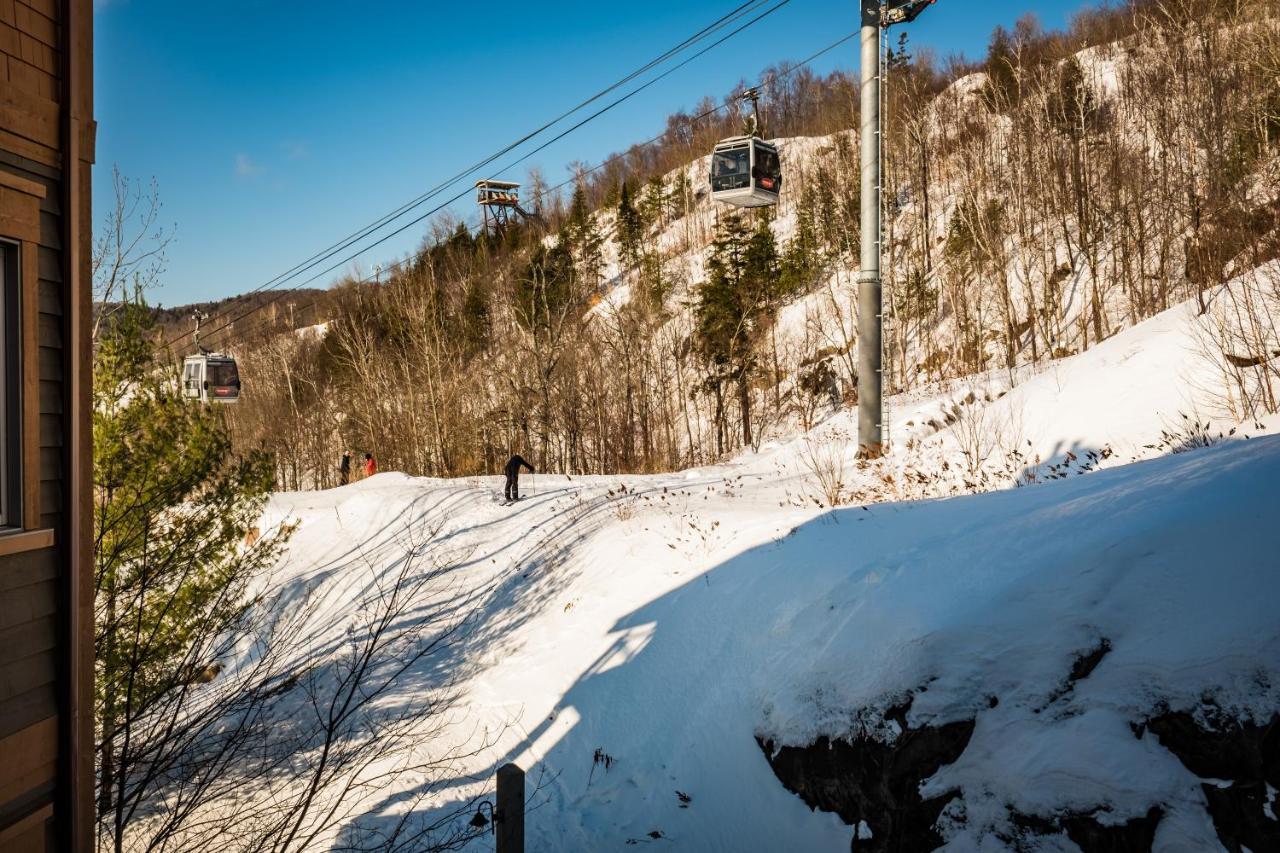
xmin=476 ymin=180 xmax=538 ymax=236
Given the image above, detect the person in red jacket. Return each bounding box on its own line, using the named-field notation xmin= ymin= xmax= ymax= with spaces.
xmin=364 ymin=452 xmax=378 ymax=478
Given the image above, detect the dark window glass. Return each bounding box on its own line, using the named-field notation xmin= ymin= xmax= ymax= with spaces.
xmin=206 ymin=360 xmax=239 ymax=388
xmin=711 ymin=148 xmax=752 ymax=192
xmin=756 ymin=147 xmax=780 ymax=180
xmin=0 ymin=242 xmax=20 ymax=528
xmin=713 ymin=149 xmax=749 ymax=177
xmin=753 ymin=144 xmax=782 ymax=195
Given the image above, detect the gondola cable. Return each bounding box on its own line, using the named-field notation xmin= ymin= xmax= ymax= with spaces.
xmin=229 ymin=29 xmax=859 ymax=349
xmin=160 ymin=0 xmax=784 ymax=356
xmin=185 ymin=0 xmax=798 ymax=354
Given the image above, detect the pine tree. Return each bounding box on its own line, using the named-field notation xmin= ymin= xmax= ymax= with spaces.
xmin=460 ymin=279 xmax=491 ymax=353
xmin=564 ymin=182 xmax=605 ymax=292
xmin=668 ymin=169 xmax=692 ymax=222
xmin=1048 ymin=56 xmax=1103 ymax=139
xmin=983 ymin=26 xmax=1019 ymax=112
xmin=94 ymin=294 xmax=286 ymax=832
xmin=640 ymin=175 xmax=666 ymax=229
xmin=616 ymin=181 xmax=644 ymax=271
xmin=780 ymin=182 xmax=822 ymax=295
xmin=886 ymin=32 xmax=912 ymax=73
xmin=565 ymin=182 xmax=591 ymax=237
xmin=638 ymin=249 xmax=671 ymax=318
xmin=516 ymin=240 xmax=577 ymax=330
xmin=695 ymin=214 xmax=777 ymax=450
xmin=744 ymin=216 xmax=781 ymax=308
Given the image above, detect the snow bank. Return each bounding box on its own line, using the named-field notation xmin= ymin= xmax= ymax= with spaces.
xmin=237 ymin=284 xmax=1280 ymax=850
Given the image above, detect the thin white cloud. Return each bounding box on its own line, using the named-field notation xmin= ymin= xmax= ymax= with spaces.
xmin=235 ymin=153 xmax=265 ymax=178
xmin=282 ymin=142 xmax=309 ymax=160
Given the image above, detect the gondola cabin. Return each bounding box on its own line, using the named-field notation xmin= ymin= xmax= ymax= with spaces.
xmin=182 ymin=354 xmax=242 ymax=403
xmin=710 ymin=136 xmax=782 ymax=208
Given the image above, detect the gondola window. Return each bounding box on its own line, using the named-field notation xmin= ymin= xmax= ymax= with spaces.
xmin=712 ymin=148 xmax=751 ymax=192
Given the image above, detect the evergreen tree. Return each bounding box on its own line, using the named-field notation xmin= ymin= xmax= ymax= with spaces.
xmin=668 ymin=169 xmax=692 ymax=222
xmin=516 ymin=240 xmax=577 ymax=330
xmin=94 ymin=294 xmax=286 ymax=831
xmin=640 ymin=175 xmax=666 ymax=229
xmin=983 ymin=25 xmax=1019 ymax=111
xmin=638 ymin=249 xmax=671 ymax=318
xmin=886 ymin=32 xmax=912 ymax=73
xmin=1048 ymin=56 xmax=1103 ymax=139
xmin=565 ymin=182 xmax=591 ymax=236
xmin=564 ymin=182 xmax=605 ymax=292
xmin=744 ymin=216 xmax=781 ymax=308
xmin=616 ymin=181 xmax=644 ymax=270
xmin=460 ymin=280 xmax=491 ymax=353
xmin=695 ymin=214 xmax=777 ymax=450
xmin=780 ymin=183 xmax=822 ymax=295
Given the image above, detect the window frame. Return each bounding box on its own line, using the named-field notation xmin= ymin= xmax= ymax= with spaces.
xmin=711 ymin=146 xmax=752 ymax=192
xmin=182 ymin=357 xmax=203 ymax=399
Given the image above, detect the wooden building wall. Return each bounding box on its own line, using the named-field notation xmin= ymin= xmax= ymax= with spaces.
xmin=0 ymin=0 xmax=93 ymax=850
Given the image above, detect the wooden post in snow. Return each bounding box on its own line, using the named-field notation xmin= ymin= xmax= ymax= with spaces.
xmin=496 ymin=763 xmax=525 ymax=853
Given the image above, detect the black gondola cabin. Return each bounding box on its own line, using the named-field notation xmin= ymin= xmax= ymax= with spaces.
xmin=710 ymin=136 xmax=781 ymax=208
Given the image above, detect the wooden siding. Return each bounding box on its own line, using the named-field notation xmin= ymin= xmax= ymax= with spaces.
xmin=0 ymin=548 xmax=58 ymax=729
xmin=0 ymin=151 xmax=64 ymax=766
xmin=0 ymin=0 xmax=93 ymax=848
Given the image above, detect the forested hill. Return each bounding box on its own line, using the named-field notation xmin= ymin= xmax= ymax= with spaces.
xmin=156 ymin=290 xmax=331 ymax=347
xmin=226 ymin=0 xmax=1280 ymax=490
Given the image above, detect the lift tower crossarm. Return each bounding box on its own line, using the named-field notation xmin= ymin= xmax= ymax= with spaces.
xmin=857 ymin=0 xmax=936 ymax=457
xmin=881 ymin=0 xmax=935 ymax=27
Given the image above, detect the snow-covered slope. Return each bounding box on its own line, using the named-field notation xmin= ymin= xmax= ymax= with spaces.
xmin=237 ymin=287 xmax=1280 ymax=851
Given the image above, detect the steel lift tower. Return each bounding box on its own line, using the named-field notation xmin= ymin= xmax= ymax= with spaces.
xmin=858 ymin=0 xmax=935 ymax=456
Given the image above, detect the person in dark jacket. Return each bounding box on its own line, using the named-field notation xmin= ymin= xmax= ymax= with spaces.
xmin=339 ymin=450 xmax=352 ymax=486
xmin=504 ymin=454 xmax=534 ymax=501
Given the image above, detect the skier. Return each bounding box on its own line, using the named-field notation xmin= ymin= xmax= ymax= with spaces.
xmin=364 ymin=452 xmax=378 ymax=478
xmin=503 ymin=454 xmax=534 ymax=503
xmin=339 ymin=450 xmax=352 ymax=486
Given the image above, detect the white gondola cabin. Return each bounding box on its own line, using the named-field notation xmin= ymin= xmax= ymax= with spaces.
xmin=182 ymin=353 xmax=241 ymax=404
xmin=710 ymin=135 xmax=782 ymax=208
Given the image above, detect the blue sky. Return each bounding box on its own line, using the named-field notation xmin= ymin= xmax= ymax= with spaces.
xmin=94 ymin=0 xmax=1089 ymax=306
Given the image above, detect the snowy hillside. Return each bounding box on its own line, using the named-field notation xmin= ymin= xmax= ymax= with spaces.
xmin=214 ymin=285 xmax=1280 ymax=851
xmin=232 ymin=10 xmax=1280 ymax=493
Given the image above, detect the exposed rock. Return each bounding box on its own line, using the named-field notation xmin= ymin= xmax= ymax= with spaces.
xmin=1068 ymin=638 xmax=1112 ymax=684
xmin=1009 ymin=807 xmax=1163 ymax=853
xmin=757 ymin=711 xmax=974 ymax=852
xmin=1146 ymin=710 xmax=1280 ymax=852
xmin=1037 ymin=637 xmax=1112 ymax=713
xmin=1062 ymin=807 xmax=1163 ymax=853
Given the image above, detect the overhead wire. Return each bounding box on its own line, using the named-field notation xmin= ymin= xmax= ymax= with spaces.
xmin=117 ymin=0 xmax=815 ymax=520
xmin=162 ymin=0 xmax=782 ymax=353
xmin=521 ymin=31 xmax=857 ymax=213
xmin=180 ymin=0 xmax=798 ymax=351
xmin=228 ymin=28 xmax=860 ymax=347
